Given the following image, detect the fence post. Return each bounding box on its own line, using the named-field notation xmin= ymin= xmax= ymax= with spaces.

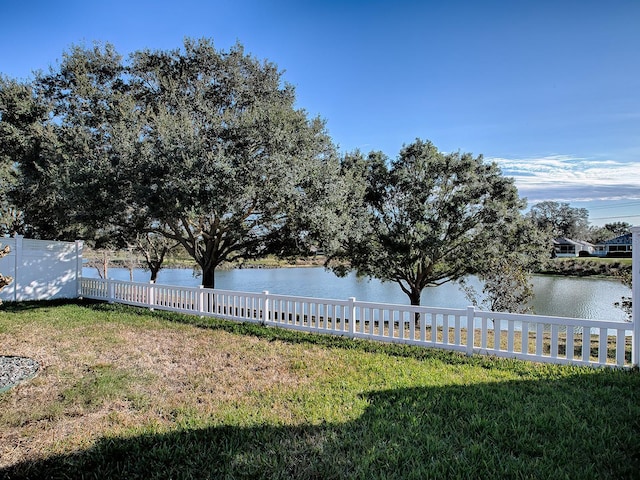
xmin=75 ymin=240 xmax=84 ymax=298
xmin=13 ymin=234 xmax=23 ymax=302
xmin=466 ymin=306 xmax=475 ymax=357
xmin=349 ymin=297 xmax=357 ymax=336
xmin=632 ymin=227 xmax=640 ymax=366
xmin=198 ymin=285 xmax=204 ymax=315
xmin=108 ymin=278 xmax=115 ymax=303
xmin=262 ymin=290 xmax=270 ymax=326
xmin=148 ymin=280 xmax=155 ymax=311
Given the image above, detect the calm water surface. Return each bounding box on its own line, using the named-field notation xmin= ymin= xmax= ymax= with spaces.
xmin=84 ymin=266 xmax=631 ymax=322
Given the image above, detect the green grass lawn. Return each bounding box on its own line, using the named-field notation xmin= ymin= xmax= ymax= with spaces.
xmin=1 ymin=300 xmax=640 ymax=479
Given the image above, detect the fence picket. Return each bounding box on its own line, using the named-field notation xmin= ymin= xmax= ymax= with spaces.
xmin=582 ymin=328 xmax=590 ymax=362
xmin=566 ymin=328 xmax=574 ymax=362
xmin=599 ymin=328 xmax=608 ymax=364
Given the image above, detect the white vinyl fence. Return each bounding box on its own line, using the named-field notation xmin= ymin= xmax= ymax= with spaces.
xmin=80 ymin=276 xmax=636 ymax=368
xmin=0 ymin=235 xmax=83 ymax=301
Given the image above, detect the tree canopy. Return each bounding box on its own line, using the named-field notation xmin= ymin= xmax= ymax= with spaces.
xmin=528 ymin=201 xmax=590 ymax=240
xmin=127 ymin=40 xmax=337 ymax=287
xmin=1 ymin=39 xmax=337 ymax=287
xmin=0 ymin=76 xmax=49 ymax=235
xmin=1 ymin=44 xmax=134 ymax=242
xmin=327 ymin=139 xmax=542 ymax=307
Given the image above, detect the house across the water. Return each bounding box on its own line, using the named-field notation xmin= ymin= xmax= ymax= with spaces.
xmin=553 ymin=238 xmax=595 ymax=257
xmin=593 ymin=233 xmax=632 ymax=257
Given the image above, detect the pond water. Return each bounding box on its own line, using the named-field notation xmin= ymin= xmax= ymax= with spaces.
xmin=83 ymin=266 xmax=632 ymax=322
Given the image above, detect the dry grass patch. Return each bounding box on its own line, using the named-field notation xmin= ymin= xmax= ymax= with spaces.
xmin=0 ymin=303 xmax=332 ymax=469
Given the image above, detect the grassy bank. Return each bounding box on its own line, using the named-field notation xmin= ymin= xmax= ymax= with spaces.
xmin=537 ymin=256 xmax=631 ymax=278
xmin=1 ymin=301 xmax=640 ymax=479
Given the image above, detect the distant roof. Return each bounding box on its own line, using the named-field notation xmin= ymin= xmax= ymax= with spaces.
xmin=600 ymin=233 xmax=632 ymax=245
xmin=553 ymin=237 xmax=594 ymax=247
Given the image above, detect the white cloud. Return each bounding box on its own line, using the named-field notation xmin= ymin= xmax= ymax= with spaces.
xmin=491 ymin=155 xmax=640 ymax=203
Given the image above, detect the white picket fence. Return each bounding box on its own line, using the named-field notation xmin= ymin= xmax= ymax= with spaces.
xmin=80 ymin=277 xmax=634 ymax=368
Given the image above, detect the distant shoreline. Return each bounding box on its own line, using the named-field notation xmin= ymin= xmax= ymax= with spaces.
xmin=92 ymin=256 xmax=631 ymax=281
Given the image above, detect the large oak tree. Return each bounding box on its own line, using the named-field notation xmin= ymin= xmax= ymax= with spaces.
xmin=328 ymin=139 xmax=543 ymax=307
xmin=528 ymin=201 xmax=590 ymax=240
xmin=127 ymin=40 xmax=336 ymax=287
xmin=2 ymin=39 xmax=337 ymax=288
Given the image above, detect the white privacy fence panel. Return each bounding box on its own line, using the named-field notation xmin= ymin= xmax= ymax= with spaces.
xmin=80 ymin=278 xmax=635 ymax=368
xmin=0 ymin=235 xmax=83 ymax=301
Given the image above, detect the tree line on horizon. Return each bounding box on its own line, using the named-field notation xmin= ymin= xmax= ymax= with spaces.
xmin=0 ymin=38 xmax=631 ymax=311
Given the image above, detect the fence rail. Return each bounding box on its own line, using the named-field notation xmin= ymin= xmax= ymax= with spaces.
xmin=80 ymin=278 xmax=634 ymax=368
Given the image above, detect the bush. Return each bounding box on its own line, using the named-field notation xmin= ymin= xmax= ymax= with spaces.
xmin=606 ymin=252 xmax=632 ymax=258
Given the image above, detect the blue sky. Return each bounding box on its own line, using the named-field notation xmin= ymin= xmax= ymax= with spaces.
xmin=1 ymin=0 xmax=639 ymax=226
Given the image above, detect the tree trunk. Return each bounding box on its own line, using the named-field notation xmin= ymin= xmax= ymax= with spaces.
xmin=409 ymin=288 xmax=421 ymax=306
xmin=202 ymin=265 xmax=216 ymax=289
xmin=409 ymin=288 xmax=421 ymax=327
xmin=149 ymin=267 xmax=160 ymax=283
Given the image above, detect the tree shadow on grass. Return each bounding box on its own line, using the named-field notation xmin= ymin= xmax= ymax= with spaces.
xmin=3 ymin=369 xmax=640 ymax=479
xmin=0 ymin=298 xmax=94 ymax=313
